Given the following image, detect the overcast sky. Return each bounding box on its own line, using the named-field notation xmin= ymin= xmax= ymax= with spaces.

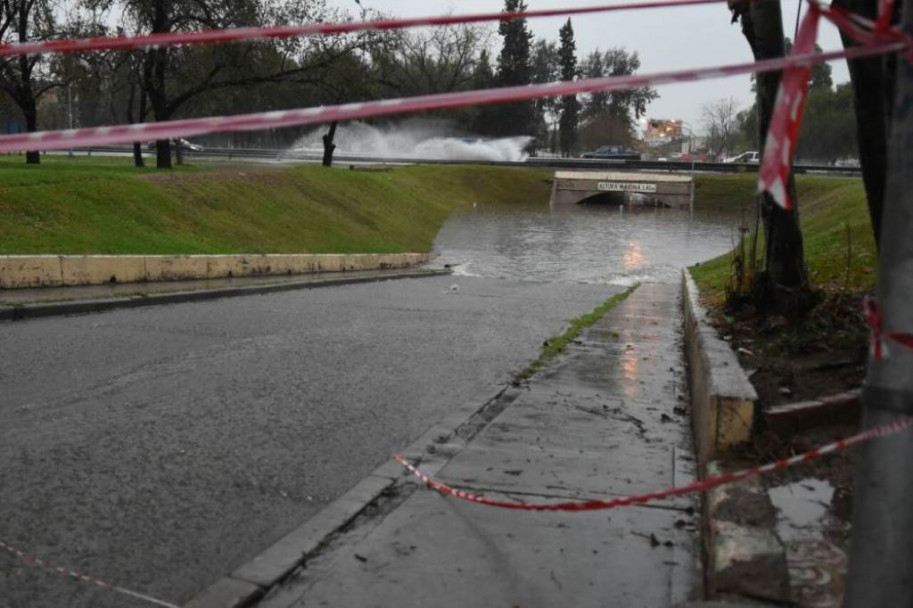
xmin=328 ymin=0 xmax=849 ymax=134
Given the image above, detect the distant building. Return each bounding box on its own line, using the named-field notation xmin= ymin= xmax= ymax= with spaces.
xmin=646 ymin=119 xmax=684 ymax=143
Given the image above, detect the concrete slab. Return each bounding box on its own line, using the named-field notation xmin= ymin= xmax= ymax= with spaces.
xmin=183 ymin=577 xmax=261 ymax=608
xmin=435 ymin=390 xmax=695 ymax=507
xmin=232 ymin=475 xmax=395 ymax=588
xmin=0 ymin=255 xmax=62 ymax=288
xmin=263 ymin=491 xmax=698 ymax=608
xmin=253 ymin=282 xmax=701 ymax=608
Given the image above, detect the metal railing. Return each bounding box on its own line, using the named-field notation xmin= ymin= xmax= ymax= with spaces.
xmin=54 ymin=145 xmax=864 ymax=177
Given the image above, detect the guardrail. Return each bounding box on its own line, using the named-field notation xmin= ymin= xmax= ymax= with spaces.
xmin=56 ymin=145 xmax=864 ymax=177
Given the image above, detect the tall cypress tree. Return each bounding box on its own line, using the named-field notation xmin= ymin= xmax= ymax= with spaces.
xmin=557 ymin=19 xmax=579 ymax=156
xmin=473 ymin=49 xmax=498 ymax=135
xmin=493 ymin=0 xmax=535 ymax=136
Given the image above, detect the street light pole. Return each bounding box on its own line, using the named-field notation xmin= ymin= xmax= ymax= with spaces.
xmin=680 ymin=121 xmax=697 ymax=179
xmin=844 ymin=7 xmax=913 ymax=605
xmin=67 ymin=84 xmax=73 ymax=158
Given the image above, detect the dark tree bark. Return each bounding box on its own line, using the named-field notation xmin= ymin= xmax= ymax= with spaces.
xmin=133 ymin=142 xmax=145 ymax=167
xmin=143 ymin=0 xmax=172 ymax=169
xmin=22 ymin=96 xmax=39 ymax=164
xmin=155 ymin=139 xmax=171 ymax=168
xmin=322 ymin=121 xmax=338 ymax=167
xmin=731 ymin=0 xmax=809 ymax=307
xmin=126 ymin=73 xmax=146 ymax=168
xmin=0 ymin=1 xmax=56 ymax=165
xmin=832 ymin=0 xmax=897 ymax=250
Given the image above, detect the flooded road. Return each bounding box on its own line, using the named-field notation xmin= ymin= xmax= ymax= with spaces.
xmin=433 ymin=200 xmax=741 ymax=285
xmin=0 ymin=189 xmax=744 ymax=607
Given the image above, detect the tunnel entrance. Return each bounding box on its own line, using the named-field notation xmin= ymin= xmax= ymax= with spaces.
xmin=577 ymin=192 xmax=671 ymax=208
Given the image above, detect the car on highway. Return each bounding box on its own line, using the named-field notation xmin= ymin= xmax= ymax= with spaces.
xmin=581 ymin=145 xmax=641 ymax=161
xmin=146 ymin=138 xmax=205 ymax=152
xmin=724 ymin=150 xmax=760 ymax=164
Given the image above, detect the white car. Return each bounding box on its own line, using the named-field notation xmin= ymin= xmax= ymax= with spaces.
xmin=725 ymin=151 xmax=760 ymax=164
xmin=146 ymin=138 xmax=204 ymax=152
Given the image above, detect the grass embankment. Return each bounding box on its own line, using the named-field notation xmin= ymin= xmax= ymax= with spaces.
xmin=689 ymin=174 xmax=876 ymax=306
xmin=0 ymin=157 xmax=551 ymax=255
xmin=688 ymin=174 xmax=876 ymax=416
xmin=518 ymin=284 xmax=639 ymax=380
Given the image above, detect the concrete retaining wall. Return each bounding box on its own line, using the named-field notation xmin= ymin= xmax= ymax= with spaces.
xmin=681 ymin=269 xmax=757 ymax=467
xmin=0 ymin=253 xmax=432 ymax=289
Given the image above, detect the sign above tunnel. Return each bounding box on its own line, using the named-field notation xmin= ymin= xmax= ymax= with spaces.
xmin=596 ymin=182 xmax=658 ymax=193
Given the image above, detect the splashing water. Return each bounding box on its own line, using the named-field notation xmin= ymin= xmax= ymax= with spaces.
xmin=290 ymin=121 xmax=532 ymax=162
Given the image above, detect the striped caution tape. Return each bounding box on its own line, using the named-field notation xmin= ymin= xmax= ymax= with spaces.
xmin=864 ymin=298 xmax=913 ymax=362
xmin=395 ymin=417 xmax=913 ymax=511
xmin=0 ymin=541 xmax=179 ymax=608
xmin=0 ymin=39 xmax=904 ymax=154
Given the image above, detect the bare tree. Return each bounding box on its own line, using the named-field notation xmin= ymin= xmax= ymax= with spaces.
xmin=0 ymin=0 xmax=61 ymax=164
xmin=370 ymin=23 xmax=492 ymax=97
xmin=89 ymin=0 xmax=377 ymax=169
xmin=701 ymin=97 xmax=740 ymax=159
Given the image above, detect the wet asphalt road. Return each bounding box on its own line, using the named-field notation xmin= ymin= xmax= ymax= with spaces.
xmin=0 ymin=276 xmax=615 ymax=607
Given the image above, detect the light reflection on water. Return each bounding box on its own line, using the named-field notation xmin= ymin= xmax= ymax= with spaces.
xmin=432 ymin=201 xmax=742 ymax=285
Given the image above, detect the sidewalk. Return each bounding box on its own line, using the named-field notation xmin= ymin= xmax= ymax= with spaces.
xmin=258 ymin=282 xmax=701 ymax=608
xmin=0 ymin=268 xmax=448 ymax=320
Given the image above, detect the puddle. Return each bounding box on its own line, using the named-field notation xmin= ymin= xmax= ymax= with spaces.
xmin=769 ymin=478 xmax=847 ymax=608
xmin=769 ymin=478 xmax=834 ymax=542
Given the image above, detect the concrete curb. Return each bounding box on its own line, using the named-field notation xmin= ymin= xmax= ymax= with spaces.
xmin=764 ymin=389 xmax=862 ymax=437
xmin=704 ymin=462 xmax=790 ymax=605
xmin=0 ymin=269 xmax=451 ymax=322
xmin=681 ymin=270 xmax=758 ymax=468
xmin=680 ymin=270 xmax=789 ymax=604
xmin=183 ymin=383 xmax=525 ymax=608
xmin=0 ymin=253 xmax=432 ymax=288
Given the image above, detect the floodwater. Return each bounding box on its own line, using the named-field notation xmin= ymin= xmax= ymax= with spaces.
xmin=769 ymin=478 xmax=848 ymax=608
xmin=433 ymin=198 xmax=743 ymax=285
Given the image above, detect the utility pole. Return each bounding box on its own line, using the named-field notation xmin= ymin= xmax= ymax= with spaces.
xmin=844 ymin=8 xmax=913 ymax=605
xmin=67 ymin=84 xmax=73 ymax=158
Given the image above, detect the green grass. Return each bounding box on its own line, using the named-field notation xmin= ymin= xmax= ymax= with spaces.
xmin=517 ymin=284 xmax=639 ymax=380
xmin=689 ymin=175 xmax=875 ymax=306
xmin=0 ymin=156 xmax=551 ymax=255
xmin=692 ymin=174 xmax=759 ymax=212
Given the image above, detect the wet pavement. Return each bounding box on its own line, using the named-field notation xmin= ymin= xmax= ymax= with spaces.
xmin=261 ymin=283 xmax=701 ymax=608
xmin=0 ymin=268 xmax=437 ymax=307
xmin=1 ymin=193 xmax=742 ymax=607
xmin=769 ymin=478 xmax=848 ymax=607
xmin=0 ymin=276 xmax=615 ymax=608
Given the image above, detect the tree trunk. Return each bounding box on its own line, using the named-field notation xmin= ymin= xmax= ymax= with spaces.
xmin=734 ymin=0 xmax=808 ymax=308
xmin=833 ymin=0 xmax=894 ymax=250
xmin=322 ymin=121 xmax=338 ymax=167
xmin=23 ymin=99 xmax=39 ymax=165
xmin=126 ymin=80 xmax=145 ymax=168
xmin=175 ymin=139 xmax=184 ymax=165
xmin=144 ymin=0 xmax=172 ymax=170
xmin=156 ymin=139 xmax=171 ymax=169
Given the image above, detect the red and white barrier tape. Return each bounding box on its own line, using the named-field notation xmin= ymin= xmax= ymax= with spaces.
xmin=758 ymin=3 xmax=821 ymax=210
xmin=758 ymin=0 xmax=912 ymax=209
xmin=0 ymin=40 xmax=904 ymax=154
xmin=0 ymin=541 xmax=178 ymax=608
xmin=864 ymin=297 xmax=913 ymax=362
xmin=0 ymin=0 xmax=730 ymax=58
xmin=395 ymin=417 xmax=913 ymax=512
